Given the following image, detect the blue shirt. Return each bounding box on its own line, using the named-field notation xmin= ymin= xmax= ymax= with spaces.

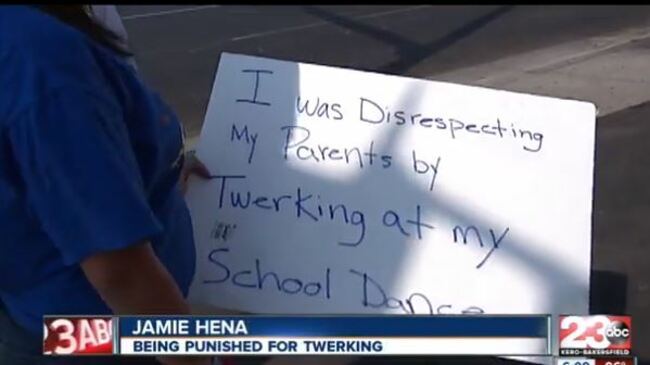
xmin=0 ymin=6 xmax=196 ymax=335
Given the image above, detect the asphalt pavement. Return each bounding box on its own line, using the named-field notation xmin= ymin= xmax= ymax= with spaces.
xmin=118 ymin=5 xmax=650 ymax=364
xmin=120 ymin=5 xmax=650 ymax=134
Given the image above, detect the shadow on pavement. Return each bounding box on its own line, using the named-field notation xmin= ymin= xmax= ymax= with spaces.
xmin=301 ymin=5 xmax=514 ymax=75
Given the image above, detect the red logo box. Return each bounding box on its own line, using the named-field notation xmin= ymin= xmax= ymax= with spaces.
xmin=595 ymin=359 xmax=636 ymax=365
xmin=43 ymin=316 xmax=114 ymax=355
xmin=559 ymin=315 xmax=632 ymax=356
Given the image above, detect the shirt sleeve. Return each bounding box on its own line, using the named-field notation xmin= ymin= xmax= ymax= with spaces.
xmin=6 ymin=85 xmax=164 ymax=265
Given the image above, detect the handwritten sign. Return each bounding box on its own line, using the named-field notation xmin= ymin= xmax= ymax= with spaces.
xmin=186 ymin=52 xmax=595 ymax=327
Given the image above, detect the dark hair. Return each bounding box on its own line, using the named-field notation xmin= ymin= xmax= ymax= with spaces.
xmin=32 ymin=5 xmax=132 ymax=57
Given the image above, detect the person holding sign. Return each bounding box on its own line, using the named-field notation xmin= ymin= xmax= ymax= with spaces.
xmin=0 ymin=5 xmax=215 ymax=365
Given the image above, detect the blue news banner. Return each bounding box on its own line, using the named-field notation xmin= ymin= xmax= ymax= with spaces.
xmin=116 ymin=315 xmax=551 ymax=356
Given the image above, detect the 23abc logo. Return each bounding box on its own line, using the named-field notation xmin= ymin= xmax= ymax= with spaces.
xmin=560 ymin=315 xmax=632 ymax=349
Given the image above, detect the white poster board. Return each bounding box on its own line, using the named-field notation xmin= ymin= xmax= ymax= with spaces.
xmin=186 ymin=52 xmax=596 ymax=354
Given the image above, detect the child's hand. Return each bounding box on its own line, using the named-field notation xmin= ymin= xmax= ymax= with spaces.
xmin=180 ymin=153 xmax=212 ymax=195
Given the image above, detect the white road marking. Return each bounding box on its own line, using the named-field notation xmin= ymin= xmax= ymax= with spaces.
xmin=122 ymin=5 xmax=221 ymax=21
xmin=430 ymin=26 xmax=650 ymax=116
xmin=527 ymin=28 xmax=650 ymax=73
xmin=431 ymin=26 xmax=650 ymax=85
xmin=189 ymin=5 xmax=432 ymax=53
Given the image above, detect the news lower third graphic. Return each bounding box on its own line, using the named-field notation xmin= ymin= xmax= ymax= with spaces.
xmin=43 ymin=315 xmax=550 ymax=356
xmin=42 ymin=314 xmax=635 ymax=357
